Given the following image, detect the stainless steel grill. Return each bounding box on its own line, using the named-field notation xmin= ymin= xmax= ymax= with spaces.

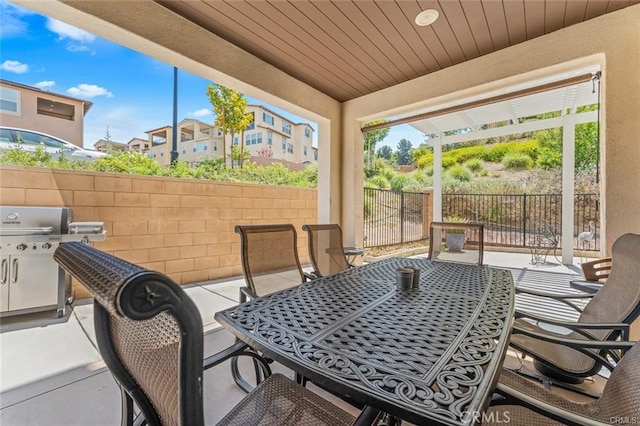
xmin=0 ymin=206 xmax=106 ymax=318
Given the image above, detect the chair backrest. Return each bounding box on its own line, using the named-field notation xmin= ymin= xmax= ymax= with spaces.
xmin=595 ymin=340 xmax=640 ymax=418
xmin=581 ymin=257 xmax=612 ymax=282
xmin=578 ymin=233 xmax=640 ymax=340
xmin=235 ymin=224 xmax=306 ymax=297
xmin=428 ymin=221 xmax=484 ymax=265
xmin=54 ymin=242 xmax=204 ymax=426
xmin=302 ymin=223 xmax=350 ymax=277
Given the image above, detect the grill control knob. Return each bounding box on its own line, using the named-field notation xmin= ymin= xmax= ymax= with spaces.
xmin=42 ymin=243 xmax=52 ymax=250
xmin=16 ymin=244 xmax=27 ymax=251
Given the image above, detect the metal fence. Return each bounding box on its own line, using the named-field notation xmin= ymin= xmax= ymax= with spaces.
xmin=443 ymin=193 xmax=600 ymax=251
xmin=363 ymin=188 xmax=427 ymax=247
xmin=363 ymin=188 xmax=600 ymax=251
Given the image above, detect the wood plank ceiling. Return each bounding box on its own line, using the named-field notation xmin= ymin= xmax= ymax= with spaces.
xmin=156 ymin=0 xmax=638 ymax=102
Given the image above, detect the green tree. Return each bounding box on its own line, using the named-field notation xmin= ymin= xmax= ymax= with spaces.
xmin=376 ymin=145 xmax=393 ymax=160
xmin=206 ymin=84 xmax=252 ymax=168
xmin=363 ymin=119 xmax=389 ymax=170
xmin=231 ymin=145 xmax=251 ymax=165
xmin=396 ymin=138 xmax=413 ymax=165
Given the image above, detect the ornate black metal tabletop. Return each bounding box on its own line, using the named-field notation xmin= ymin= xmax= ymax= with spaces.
xmin=215 ymin=258 xmax=515 ymax=425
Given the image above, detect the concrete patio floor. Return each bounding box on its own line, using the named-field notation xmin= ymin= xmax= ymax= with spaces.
xmin=0 ymin=251 xmax=590 ymax=425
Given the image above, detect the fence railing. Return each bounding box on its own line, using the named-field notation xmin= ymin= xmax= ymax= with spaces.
xmin=363 ymin=189 xmax=600 ymax=251
xmin=363 ymin=188 xmax=428 ymax=247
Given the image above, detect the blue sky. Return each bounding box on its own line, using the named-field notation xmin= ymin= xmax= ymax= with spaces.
xmin=0 ymin=0 xmax=425 ymax=150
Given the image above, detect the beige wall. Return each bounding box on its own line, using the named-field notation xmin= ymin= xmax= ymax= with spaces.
xmin=0 ymin=82 xmax=86 ymax=147
xmin=343 ymin=5 xmax=640 ymax=255
xmin=0 ymin=165 xmax=317 ymax=299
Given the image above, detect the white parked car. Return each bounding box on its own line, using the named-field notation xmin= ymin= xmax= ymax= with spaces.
xmin=0 ymin=127 xmax=106 ymax=161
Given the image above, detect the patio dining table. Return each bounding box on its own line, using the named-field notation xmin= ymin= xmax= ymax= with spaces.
xmin=215 ymin=258 xmax=515 ymax=425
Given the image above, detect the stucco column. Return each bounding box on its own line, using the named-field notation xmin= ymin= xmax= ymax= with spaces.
xmin=561 ymin=114 xmax=576 ymax=264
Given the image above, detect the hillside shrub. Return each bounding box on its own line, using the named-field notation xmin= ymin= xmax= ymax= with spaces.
xmin=502 ymin=153 xmax=533 ymax=169
xmin=390 ymin=174 xmax=410 ymax=191
xmin=465 ymin=159 xmax=483 ymax=172
xmin=448 ymin=165 xmax=472 ymax=181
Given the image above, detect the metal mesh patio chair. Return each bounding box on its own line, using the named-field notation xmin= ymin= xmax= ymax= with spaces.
xmin=302 ymin=223 xmax=352 ymax=278
xmin=54 ymin=241 xmax=371 ymax=426
xmin=509 ymin=233 xmax=640 ymax=387
xmin=484 ymin=340 xmax=638 ymax=425
xmin=428 ymin=221 xmax=484 ymax=265
xmin=235 ymin=224 xmax=307 ymax=302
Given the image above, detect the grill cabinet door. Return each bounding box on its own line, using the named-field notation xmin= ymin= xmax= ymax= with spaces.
xmin=0 ymin=256 xmax=8 ymax=312
xmin=8 ymin=253 xmax=59 ymax=311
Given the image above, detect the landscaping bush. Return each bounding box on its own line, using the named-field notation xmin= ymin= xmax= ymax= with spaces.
xmin=448 ymin=165 xmax=472 ymax=181
xmin=465 ymin=158 xmax=483 ymax=172
xmin=368 ymin=175 xmax=389 ymax=189
xmin=390 ymin=174 xmax=410 ymax=191
xmin=502 ymin=153 xmax=533 ymax=169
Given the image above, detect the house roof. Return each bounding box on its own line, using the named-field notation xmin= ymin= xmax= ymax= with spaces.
xmin=156 ymin=0 xmax=637 ymax=103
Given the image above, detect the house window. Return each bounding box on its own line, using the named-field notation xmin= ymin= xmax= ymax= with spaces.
xmin=37 ymin=98 xmax=75 ymax=121
xmin=233 ymin=136 xmax=239 ymax=145
xmin=267 ymin=132 xmax=272 ymax=145
xmin=182 ymin=148 xmax=186 ymax=154
xmin=160 ymin=152 xmax=164 ymax=157
xmin=245 ymin=133 xmax=262 ymax=145
xmin=314 ymin=150 xmax=318 ymax=161
xmin=263 ymin=112 xmax=274 ymax=125
xmin=282 ymin=139 xmax=286 ymax=150
xmin=0 ymin=87 xmax=20 ymax=114
xmin=204 ymin=145 xmax=208 ymax=151
xmin=287 ymin=143 xmax=293 ymax=153
xmin=305 ymin=128 xmax=311 ymax=137
xmin=282 ymin=123 xmax=291 ymax=135
xmin=304 ymin=146 xmax=308 ymax=156
xmin=193 ymin=147 xmax=196 ymax=152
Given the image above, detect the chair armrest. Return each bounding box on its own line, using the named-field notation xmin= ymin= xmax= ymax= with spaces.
xmin=515 ymin=287 xmax=594 ymax=299
xmin=512 ymin=325 xmax=634 ymax=368
xmin=239 ymin=286 xmax=258 ymax=304
xmin=569 ymin=280 xmax=602 ymax=294
xmin=515 ymin=287 xmax=593 ymax=314
xmin=304 ymin=271 xmax=320 ymax=280
xmin=515 ymin=311 xmax=630 ymax=340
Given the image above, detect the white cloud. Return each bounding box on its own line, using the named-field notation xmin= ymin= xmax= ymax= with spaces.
xmin=66 ymin=44 xmax=95 ymax=55
xmin=1 ymin=60 xmax=29 ymax=74
xmin=191 ymin=108 xmax=211 ymax=117
xmin=46 ymin=18 xmax=95 ymax=43
xmin=34 ymin=80 xmax=55 ymax=89
xmin=67 ymin=84 xmax=113 ymax=99
xmin=0 ymin=1 xmax=32 ymax=39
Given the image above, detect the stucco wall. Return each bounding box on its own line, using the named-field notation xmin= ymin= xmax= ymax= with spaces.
xmin=0 ymin=166 xmax=317 ymax=299
xmin=343 ymin=5 xmax=640 ymax=255
xmin=0 ymin=82 xmax=86 ymax=147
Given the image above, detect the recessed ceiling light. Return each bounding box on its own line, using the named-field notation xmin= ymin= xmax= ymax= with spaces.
xmin=415 ymin=9 xmax=439 ymax=27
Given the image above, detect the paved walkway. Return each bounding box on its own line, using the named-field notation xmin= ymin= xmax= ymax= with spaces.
xmin=0 ymin=251 xmax=586 ymax=425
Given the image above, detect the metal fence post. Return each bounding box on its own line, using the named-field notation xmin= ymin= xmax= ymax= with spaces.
xmin=522 ymin=193 xmax=527 ymax=247
xmin=400 ymin=191 xmax=405 ymax=244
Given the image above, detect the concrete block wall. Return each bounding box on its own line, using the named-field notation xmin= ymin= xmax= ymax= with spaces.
xmin=0 ymin=166 xmax=318 ymax=299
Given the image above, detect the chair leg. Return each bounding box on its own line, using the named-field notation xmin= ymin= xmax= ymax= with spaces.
xmin=120 ymin=388 xmax=134 ymax=426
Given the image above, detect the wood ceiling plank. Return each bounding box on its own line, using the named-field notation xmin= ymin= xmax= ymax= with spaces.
xmin=481 ymin=0 xmax=511 ymax=50
xmin=354 ymin=1 xmax=424 ymax=78
xmin=252 ymin=1 xmax=375 ymax=94
xmin=374 ymin=1 xmax=439 ymax=73
xmin=606 ymin=0 xmax=634 ymax=12
xmin=585 ymin=0 xmax=611 ymax=19
xmin=204 ymin=0 xmax=362 ymax=100
xmin=524 ymin=0 xmax=545 ymax=39
xmin=503 ymin=0 xmax=527 ymax=45
xmin=333 ymin=1 xmax=416 ymax=81
xmin=417 ymin=0 xmax=466 ymax=63
xmin=544 ymin=0 xmax=566 ymax=33
xmin=399 ymin=0 xmax=453 ymax=68
xmin=564 ymin=0 xmax=588 ymax=25
xmin=319 ymin=1 xmax=405 ymax=86
xmin=439 ymin=0 xmax=480 ymax=60
xmin=293 ymin=1 xmax=400 ymax=89
xmin=461 ymin=0 xmax=495 ymax=55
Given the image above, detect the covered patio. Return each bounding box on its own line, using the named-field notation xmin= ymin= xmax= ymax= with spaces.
xmin=1 ymin=251 xmax=596 ymax=424
xmin=16 ymin=0 xmax=640 ymax=257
